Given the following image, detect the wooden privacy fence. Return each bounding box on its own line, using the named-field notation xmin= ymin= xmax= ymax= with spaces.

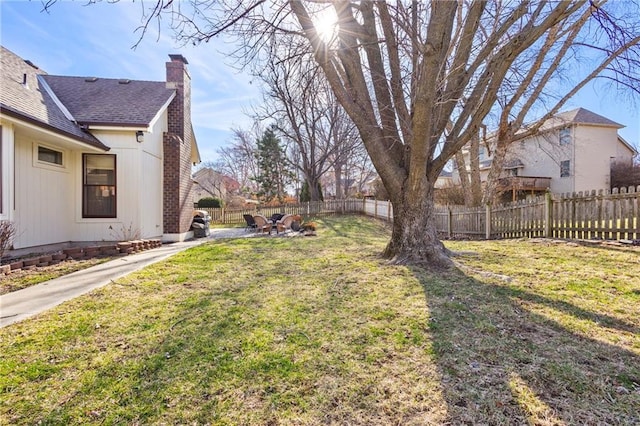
xmin=202 ymin=187 xmax=639 ymax=241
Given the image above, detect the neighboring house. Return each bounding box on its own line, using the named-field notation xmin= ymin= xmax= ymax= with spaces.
xmin=0 ymin=46 xmax=200 ymax=250
xmin=192 ymin=167 xmax=227 ymax=204
xmin=435 ymin=169 xmax=453 ymax=189
xmin=453 ymin=108 xmax=637 ymax=199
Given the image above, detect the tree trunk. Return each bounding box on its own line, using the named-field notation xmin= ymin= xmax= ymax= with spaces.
xmin=308 ymin=176 xmax=322 ymax=201
xmin=483 ymin=126 xmax=514 ymax=205
xmin=469 ymin=136 xmax=483 ymax=206
xmin=334 ymin=161 xmax=344 ymax=199
xmin=383 ymin=183 xmax=453 ymax=269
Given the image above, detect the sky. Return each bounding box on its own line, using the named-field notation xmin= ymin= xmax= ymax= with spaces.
xmin=0 ymin=0 xmax=261 ymax=162
xmin=1 ymin=0 xmax=639 ymax=164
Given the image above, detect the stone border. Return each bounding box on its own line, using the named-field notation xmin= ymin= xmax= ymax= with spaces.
xmin=0 ymin=239 xmax=163 ymax=276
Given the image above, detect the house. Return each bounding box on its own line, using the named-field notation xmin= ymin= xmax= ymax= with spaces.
xmin=192 ymin=167 xmax=227 ymax=204
xmin=452 ymin=108 xmax=637 ymax=200
xmin=0 ymin=46 xmax=200 ymax=250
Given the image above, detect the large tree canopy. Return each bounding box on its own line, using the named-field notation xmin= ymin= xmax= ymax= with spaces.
xmin=63 ymin=0 xmax=640 ymax=268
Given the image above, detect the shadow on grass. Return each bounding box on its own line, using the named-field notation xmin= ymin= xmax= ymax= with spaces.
xmin=416 ymin=266 xmax=640 ymax=424
xmin=320 ymin=214 xmax=391 ymax=245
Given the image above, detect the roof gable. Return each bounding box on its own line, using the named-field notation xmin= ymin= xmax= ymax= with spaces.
xmin=42 ymin=75 xmax=175 ymax=127
xmin=0 ymin=46 xmax=107 ymax=149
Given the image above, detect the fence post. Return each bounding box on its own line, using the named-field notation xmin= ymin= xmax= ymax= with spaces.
xmin=447 ymin=208 xmax=453 ymax=238
xmin=485 ymin=204 xmax=492 ymax=240
xmin=544 ymin=191 xmax=552 ymax=238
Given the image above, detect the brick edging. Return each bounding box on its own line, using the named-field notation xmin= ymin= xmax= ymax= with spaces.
xmin=0 ymin=239 xmax=163 ymax=276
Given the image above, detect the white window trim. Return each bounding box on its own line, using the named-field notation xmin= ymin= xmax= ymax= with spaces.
xmin=32 ymin=142 xmax=68 ymax=172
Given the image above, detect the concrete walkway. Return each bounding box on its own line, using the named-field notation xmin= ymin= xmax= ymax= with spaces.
xmin=0 ymin=228 xmax=255 ymax=328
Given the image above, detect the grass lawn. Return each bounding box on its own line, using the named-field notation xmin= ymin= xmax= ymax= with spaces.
xmin=0 ymin=216 xmax=638 ymax=425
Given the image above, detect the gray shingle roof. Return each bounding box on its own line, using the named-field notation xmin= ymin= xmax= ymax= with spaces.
xmin=0 ymin=46 xmax=107 ymax=150
xmin=42 ymin=75 xmax=175 ymax=127
xmin=555 ymin=108 xmax=623 ymax=128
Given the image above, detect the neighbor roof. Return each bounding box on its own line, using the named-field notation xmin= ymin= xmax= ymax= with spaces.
xmin=0 ymin=46 xmax=108 ymax=150
xmin=42 ymin=75 xmax=175 ymax=127
xmin=553 ymin=107 xmax=623 ymax=128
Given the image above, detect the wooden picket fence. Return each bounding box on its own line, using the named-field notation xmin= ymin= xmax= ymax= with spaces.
xmin=202 ymin=186 xmax=639 ymax=241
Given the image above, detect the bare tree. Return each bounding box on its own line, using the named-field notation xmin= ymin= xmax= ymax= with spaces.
xmin=254 ymin=37 xmax=362 ymax=201
xmin=285 ymin=0 xmax=640 ymax=267
xmin=611 ymin=159 xmax=640 ymax=189
xmin=214 ymin=127 xmax=261 ymax=196
xmin=66 ymin=0 xmax=640 ymax=268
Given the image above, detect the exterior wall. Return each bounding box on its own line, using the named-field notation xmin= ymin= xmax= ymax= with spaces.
xmin=0 ymin=123 xmax=14 ymax=222
xmin=573 ymin=125 xmax=620 ymax=192
xmin=140 ymin=110 xmax=167 ymax=238
xmin=13 ymin=134 xmax=75 ymax=248
xmin=6 ymin=123 xmax=166 ymax=249
xmin=507 ymin=130 xmax=574 ymax=193
xmin=81 ymin=127 xmax=164 ymax=242
xmin=615 ymin=139 xmax=635 ymax=165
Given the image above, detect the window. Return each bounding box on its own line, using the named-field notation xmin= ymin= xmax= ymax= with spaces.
xmin=559 ymin=127 xmax=571 ymax=145
xmin=560 ymin=160 xmax=571 ymax=177
xmin=83 ymin=154 xmax=116 ymax=218
xmin=38 ymin=146 xmax=63 ymax=166
xmin=479 ymin=146 xmax=487 ymax=160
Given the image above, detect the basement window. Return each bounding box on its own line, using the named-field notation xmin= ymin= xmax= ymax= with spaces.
xmin=38 ymin=145 xmax=63 ymax=166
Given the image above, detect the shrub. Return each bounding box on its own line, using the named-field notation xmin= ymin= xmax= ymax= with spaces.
xmin=435 ymin=183 xmax=466 ymax=205
xmin=0 ymin=221 xmax=17 ymax=263
xmin=610 ymin=161 xmax=640 ymax=189
xmin=197 ymin=197 xmax=223 ymax=208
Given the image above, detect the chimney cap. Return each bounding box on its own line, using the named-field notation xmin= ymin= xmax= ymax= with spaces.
xmin=168 ymin=54 xmax=188 ymax=65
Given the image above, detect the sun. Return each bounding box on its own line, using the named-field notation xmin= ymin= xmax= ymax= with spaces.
xmin=313 ymin=8 xmax=338 ymax=43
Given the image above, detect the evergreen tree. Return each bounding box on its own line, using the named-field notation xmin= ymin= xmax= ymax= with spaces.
xmin=253 ymin=126 xmax=293 ymax=202
xmin=299 ymin=180 xmax=323 ymax=202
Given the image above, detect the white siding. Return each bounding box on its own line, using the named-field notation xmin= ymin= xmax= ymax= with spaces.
xmin=508 ymin=130 xmax=574 ymax=193
xmin=0 ymin=124 xmax=15 ymax=222
xmin=141 ymin=151 xmax=163 ymax=237
xmin=13 ymin=136 xmax=74 ymax=248
xmin=68 ymin=127 xmax=165 ymax=242
xmin=573 ymin=125 xmax=618 ymax=192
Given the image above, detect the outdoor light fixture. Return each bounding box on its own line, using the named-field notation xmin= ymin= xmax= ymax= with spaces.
xmin=136 ymin=131 xmax=144 ymax=143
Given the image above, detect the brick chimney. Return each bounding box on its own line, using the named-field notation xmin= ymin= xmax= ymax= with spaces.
xmin=163 ymin=54 xmax=194 ymax=239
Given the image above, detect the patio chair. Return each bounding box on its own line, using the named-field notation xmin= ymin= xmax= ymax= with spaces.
xmin=270 ymin=213 xmax=284 ymax=232
xmin=243 ymin=214 xmax=257 ymax=232
xmin=253 ymin=214 xmax=273 ymax=234
xmin=276 ymin=214 xmax=296 ymax=233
